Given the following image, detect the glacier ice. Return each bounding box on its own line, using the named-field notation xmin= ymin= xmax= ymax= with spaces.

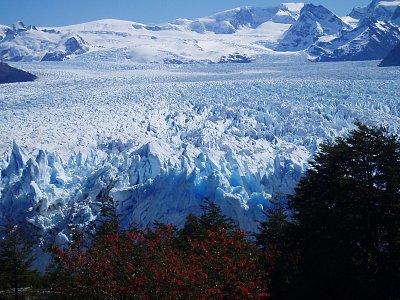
xmin=0 ymin=137 xmax=307 ymax=235
xmin=0 ymin=59 xmax=399 ymax=259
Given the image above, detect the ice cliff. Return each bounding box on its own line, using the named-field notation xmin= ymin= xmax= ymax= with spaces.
xmin=0 ymin=137 xmax=308 ymax=250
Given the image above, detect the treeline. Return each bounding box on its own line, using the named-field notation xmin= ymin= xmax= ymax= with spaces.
xmin=0 ymin=123 xmax=399 ymax=299
xmin=258 ymin=123 xmax=400 ymax=300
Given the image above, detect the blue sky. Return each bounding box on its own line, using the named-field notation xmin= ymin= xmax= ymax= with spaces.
xmin=1 ymin=0 xmax=371 ymax=27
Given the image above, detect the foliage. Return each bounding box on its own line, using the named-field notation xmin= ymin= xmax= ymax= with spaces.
xmin=257 ymin=123 xmax=400 ymax=300
xmin=52 ymin=200 xmax=270 ymax=299
xmin=256 ymin=202 xmax=299 ymax=300
xmin=178 ymin=199 xmax=237 ymax=245
xmin=0 ymin=224 xmax=35 ymax=300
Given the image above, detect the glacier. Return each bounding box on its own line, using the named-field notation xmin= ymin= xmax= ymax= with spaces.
xmin=0 ymin=58 xmax=400 ymax=257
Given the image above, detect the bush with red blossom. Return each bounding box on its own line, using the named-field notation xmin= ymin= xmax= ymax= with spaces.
xmin=53 ymin=203 xmax=270 ymax=299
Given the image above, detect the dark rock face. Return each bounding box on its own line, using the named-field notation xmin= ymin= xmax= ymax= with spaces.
xmin=41 ymin=51 xmax=68 ymax=62
xmin=64 ymin=36 xmax=86 ymax=53
xmin=379 ymin=42 xmax=400 ymax=66
xmin=0 ymin=62 xmax=37 ymax=84
xmin=144 ymin=25 xmax=163 ymax=31
xmin=42 ymin=35 xmax=89 ymax=61
xmin=219 ymin=53 xmax=254 ymax=63
xmin=392 ymin=6 xmax=400 ymax=25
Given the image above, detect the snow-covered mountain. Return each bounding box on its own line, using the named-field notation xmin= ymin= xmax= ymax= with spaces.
xmin=277 ymin=4 xmax=349 ymax=51
xmin=309 ymin=18 xmax=400 ymax=61
xmin=350 ymin=0 xmax=400 ymax=24
xmin=0 ymin=4 xmax=305 ymax=63
xmin=2 ymin=1 xmax=399 ymax=64
xmin=307 ymin=0 xmax=400 ymax=61
xmin=164 ymin=3 xmax=304 ymax=34
xmin=0 ymin=21 xmax=89 ymax=62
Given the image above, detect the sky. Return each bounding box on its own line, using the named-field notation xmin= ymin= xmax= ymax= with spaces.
xmin=0 ymin=0 xmax=372 ymax=27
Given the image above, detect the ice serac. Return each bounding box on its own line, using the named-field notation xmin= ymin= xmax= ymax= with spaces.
xmin=0 ymin=136 xmax=308 ymax=245
xmin=277 ymin=4 xmax=348 ymax=51
xmin=0 ymin=146 xmax=71 ymax=225
xmin=1 ymin=141 xmax=28 ymax=182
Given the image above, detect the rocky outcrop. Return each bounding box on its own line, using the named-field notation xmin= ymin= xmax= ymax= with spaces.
xmin=0 ymin=62 xmax=36 ymax=84
xmin=379 ymin=42 xmax=400 ymax=66
xmin=219 ymin=52 xmax=255 ymax=63
xmin=42 ymin=35 xmax=89 ymax=61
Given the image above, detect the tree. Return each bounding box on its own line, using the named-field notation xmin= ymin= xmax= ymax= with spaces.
xmin=198 ymin=199 xmax=237 ymax=231
xmin=256 ymin=202 xmax=299 ymax=300
xmin=286 ymin=123 xmax=400 ymax=299
xmin=256 ymin=197 xmax=290 ymax=253
xmin=0 ymin=224 xmax=34 ymax=300
xmin=179 ymin=199 xmax=237 ymax=244
xmin=54 ymin=223 xmax=270 ymax=299
xmin=54 ymin=201 xmax=270 ymax=299
xmin=85 ymin=188 xmax=120 ymax=244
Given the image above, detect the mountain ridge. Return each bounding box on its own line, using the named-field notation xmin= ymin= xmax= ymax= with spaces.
xmin=1 ymin=1 xmax=400 ymax=63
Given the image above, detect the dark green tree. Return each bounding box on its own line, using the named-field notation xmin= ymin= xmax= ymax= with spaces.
xmin=178 ymin=199 xmax=237 ymax=244
xmin=256 ymin=196 xmax=290 ymax=253
xmin=178 ymin=213 xmax=201 ymax=243
xmin=87 ymin=189 xmax=120 ymax=246
xmin=0 ymin=224 xmax=34 ymax=300
xmin=256 ymin=201 xmax=299 ymax=300
xmin=286 ymin=123 xmax=400 ymax=299
xmin=198 ymin=199 xmax=237 ymax=231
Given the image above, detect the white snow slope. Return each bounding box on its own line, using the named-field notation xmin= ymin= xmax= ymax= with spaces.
xmin=0 ymin=3 xmax=304 ymax=63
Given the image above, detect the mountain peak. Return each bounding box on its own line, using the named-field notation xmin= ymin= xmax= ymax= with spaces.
xmin=350 ymin=0 xmax=400 ymax=21
xmin=13 ymin=21 xmax=27 ymax=31
xmin=310 ymin=16 xmax=400 ymax=62
xmin=277 ymin=3 xmax=346 ymax=51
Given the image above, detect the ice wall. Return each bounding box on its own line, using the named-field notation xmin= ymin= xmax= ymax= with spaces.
xmin=0 ymin=138 xmax=308 ymax=247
